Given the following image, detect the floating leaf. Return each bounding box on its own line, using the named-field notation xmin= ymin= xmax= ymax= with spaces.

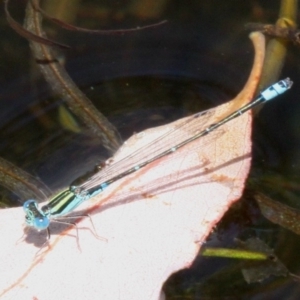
xmin=0 ymin=32 xmax=266 ymax=299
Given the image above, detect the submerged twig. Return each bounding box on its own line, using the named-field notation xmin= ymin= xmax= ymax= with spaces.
xmin=24 ymin=0 xmax=122 ymax=153
xmin=31 ymin=0 xmax=167 ymax=35
xmin=0 ymin=157 xmax=51 ymax=202
xmin=5 ymin=0 xmax=167 ymax=49
xmin=4 ymin=0 xmax=70 ymax=49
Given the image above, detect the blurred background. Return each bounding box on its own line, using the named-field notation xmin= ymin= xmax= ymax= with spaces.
xmin=1 ymin=0 xmax=300 ymax=298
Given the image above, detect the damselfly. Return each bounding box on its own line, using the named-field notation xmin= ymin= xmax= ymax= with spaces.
xmin=23 ymin=78 xmax=293 ymax=239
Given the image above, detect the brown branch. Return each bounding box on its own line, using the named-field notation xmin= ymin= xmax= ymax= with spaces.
xmin=245 ymin=22 xmax=300 ymax=46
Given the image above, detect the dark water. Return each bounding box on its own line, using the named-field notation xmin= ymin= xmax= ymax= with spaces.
xmin=1 ymin=0 xmax=300 ymax=299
